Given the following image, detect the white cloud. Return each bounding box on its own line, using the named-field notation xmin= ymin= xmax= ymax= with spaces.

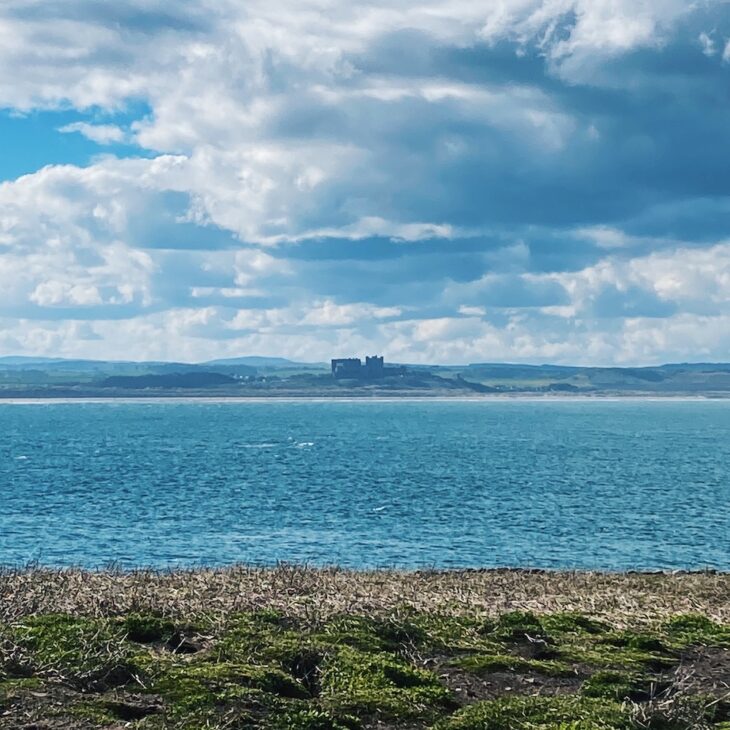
xmin=0 ymin=1 xmax=727 ymax=364
xmin=0 ymin=0 xmax=703 ymax=247
xmin=59 ymin=122 xmax=126 ymax=144
xmin=0 ymin=160 xmax=162 ymax=315
xmin=459 ymin=305 xmax=487 ymax=316
xmin=30 ymin=281 xmax=103 ymax=307
xmin=575 ymin=226 xmax=634 ymax=249
xmin=301 ymin=301 xmax=402 ymax=326
xmin=541 ymin=242 xmax=730 ymax=314
xmin=699 ymin=31 xmax=716 ymax=57
xmin=233 ymin=250 xmax=292 ymax=287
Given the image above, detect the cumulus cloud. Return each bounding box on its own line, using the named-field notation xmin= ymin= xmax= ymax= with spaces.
xmin=59 ymin=122 xmax=127 ymax=144
xmin=0 ymin=0 xmax=729 ymax=363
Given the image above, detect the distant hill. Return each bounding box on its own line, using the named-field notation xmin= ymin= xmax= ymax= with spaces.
xmin=459 ymin=362 xmax=730 ymax=393
xmin=0 ymin=356 xmax=66 ymax=365
xmin=0 ymin=357 xmax=191 ymax=372
xmin=653 ymin=362 xmax=730 ymax=373
xmin=204 ymin=356 xmax=319 ymax=368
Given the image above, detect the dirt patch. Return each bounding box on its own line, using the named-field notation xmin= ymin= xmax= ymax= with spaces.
xmin=435 ymin=662 xmax=582 ymax=705
xmin=669 ymin=646 xmax=730 ymax=698
xmin=0 ymin=684 xmax=76 ymax=729
xmin=102 ymin=692 xmax=164 ymax=720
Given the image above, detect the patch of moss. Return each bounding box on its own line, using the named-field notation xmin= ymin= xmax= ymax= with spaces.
xmin=10 ymin=614 xmax=140 ymax=691
xmin=218 ymin=611 xmax=309 ymax=667
xmin=405 ymin=612 xmax=503 ymax=654
xmin=121 ymin=612 xmax=176 ymax=644
xmin=221 ymin=610 xmax=503 ymax=676
xmin=541 ymin=613 xmax=610 ymax=636
xmin=0 ymin=676 xmax=42 ymax=692
xmin=581 ymin=670 xmax=660 ymax=702
xmin=319 ymin=645 xmax=456 ymax=722
xmin=557 ymin=640 xmax=677 ymax=672
xmin=270 ymin=707 xmax=361 ymax=729
xmin=454 ymin=652 xmax=575 ymax=678
xmin=0 ymin=676 xmax=43 ymax=705
xmin=316 ymin=614 xmax=429 ymax=655
xmin=434 ymin=695 xmax=633 ymax=729
xmin=150 ymin=658 xmax=309 ymax=712
xmin=488 ymin=611 xmax=549 ymax=642
xmin=598 ymin=631 xmax=670 ymax=654
xmin=662 ymin=614 xmax=730 ymax=648
xmin=142 ymin=705 xmax=262 ymax=729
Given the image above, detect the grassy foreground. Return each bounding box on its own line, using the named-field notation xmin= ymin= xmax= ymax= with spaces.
xmin=2 ymin=567 xmax=730 ymax=729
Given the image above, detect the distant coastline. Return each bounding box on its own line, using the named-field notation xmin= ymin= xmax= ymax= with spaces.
xmin=1 ymin=392 xmax=730 ymax=403
xmin=3 ymin=354 xmax=730 ymax=398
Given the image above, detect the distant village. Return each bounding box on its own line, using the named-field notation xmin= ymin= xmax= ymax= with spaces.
xmin=331 ymin=356 xmax=405 ymax=380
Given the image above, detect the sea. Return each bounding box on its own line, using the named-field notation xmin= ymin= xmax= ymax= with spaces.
xmin=1 ymin=398 xmax=728 ymax=570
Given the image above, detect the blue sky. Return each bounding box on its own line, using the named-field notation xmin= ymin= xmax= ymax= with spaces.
xmin=1 ymin=0 xmax=730 ymax=364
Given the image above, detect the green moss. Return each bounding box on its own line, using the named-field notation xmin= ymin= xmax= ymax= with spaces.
xmin=270 ymin=707 xmax=360 ymax=729
xmin=142 ymin=705 xmax=261 ymax=729
xmin=4 ymin=608 xmax=730 ymax=729
xmin=434 ymin=695 xmax=633 ymax=729
xmin=150 ymin=659 xmax=309 ymax=711
xmin=121 ymin=612 xmax=176 ymax=644
xmin=489 ymin=611 xmax=549 ymax=642
xmin=0 ymin=677 xmax=42 ymax=701
xmin=558 ymin=640 xmax=677 ymax=672
xmin=10 ymin=614 xmax=139 ymax=691
xmin=405 ymin=613 xmax=503 ymax=654
xmin=548 ymin=622 xmax=677 ymax=673
xmin=316 ymin=614 xmax=429 ymax=654
xmin=662 ymin=614 xmax=730 ymax=647
xmin=541 ymin=613 xmax=610 ymax=636
xmin=598 ymin=631 xmax=669 ymax=654
xmin=218 ymin=611 xmax=309 ymax=666
xmin=581 ymin=670 xmax=658 ymax=702
xmin=319 ymin=645 xmax=456 ymax=722
xmin=454 ymin=652 xmax=575 ymax=678
xmin=221 ymin=610 xmax=502 ymax=676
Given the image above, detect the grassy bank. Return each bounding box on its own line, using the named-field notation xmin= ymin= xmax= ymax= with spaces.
xmin=1 ymin=567 xmax=730 ymax=729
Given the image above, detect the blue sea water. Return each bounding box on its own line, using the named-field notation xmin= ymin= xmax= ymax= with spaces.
xmin=0 ymin=399 xmax=728 ymax=570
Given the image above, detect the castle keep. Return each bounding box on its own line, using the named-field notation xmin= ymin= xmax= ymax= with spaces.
xmin=331 ymin=355 xmax=403 ymax=379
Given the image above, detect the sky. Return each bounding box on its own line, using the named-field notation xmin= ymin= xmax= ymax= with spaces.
xmin=1 ymin=0 xmax=730 ymax=365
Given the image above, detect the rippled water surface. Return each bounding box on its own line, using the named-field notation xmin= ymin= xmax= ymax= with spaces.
xmin=1 ymin=399 xmax=729 ymax=569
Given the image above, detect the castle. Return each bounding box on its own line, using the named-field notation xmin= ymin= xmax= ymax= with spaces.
xmin=331 ymin=355 xmax=403 ymax=379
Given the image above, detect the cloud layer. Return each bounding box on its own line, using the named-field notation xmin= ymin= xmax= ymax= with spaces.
xmin=1 ymin=0 xmax=729 ymax=363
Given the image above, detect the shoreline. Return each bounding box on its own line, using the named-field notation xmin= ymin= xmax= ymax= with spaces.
xmin=0 ymin=393 xmax=729 ymax=404
xmin=4 ymin=563 xmax=728 ymax=573
xmin=2 ymin=564 xmax=727 ymax=575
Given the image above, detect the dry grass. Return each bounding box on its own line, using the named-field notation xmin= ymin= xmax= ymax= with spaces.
xmin=1 ymin=566 xmax=728 ymax=627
